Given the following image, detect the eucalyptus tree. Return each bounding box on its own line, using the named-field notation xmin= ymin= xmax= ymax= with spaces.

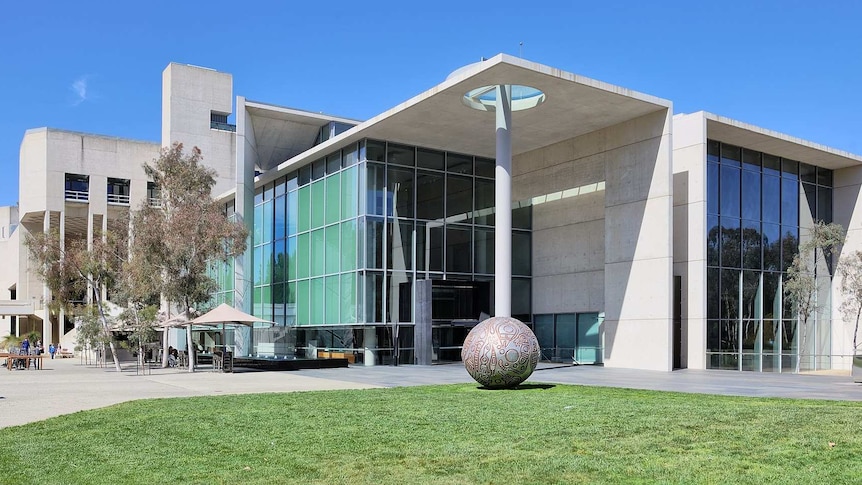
xmin=131 ymin=143 xmax=247 ymax=371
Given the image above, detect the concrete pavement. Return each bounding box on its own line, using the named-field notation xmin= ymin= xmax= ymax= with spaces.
xmin=1 ymin=358 xmax=860 ymax=429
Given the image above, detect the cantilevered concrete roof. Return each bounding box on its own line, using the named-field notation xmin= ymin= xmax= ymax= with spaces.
xmin=245 ymin=101 xmax=360 ymax=171
xmin=704 ymin=112 xmax=862 ymax=170
xmin=257 ymin=54 xmax=671 ymax=187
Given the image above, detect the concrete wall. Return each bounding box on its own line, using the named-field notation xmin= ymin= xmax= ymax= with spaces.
xmin=671 ymin=113 xmax=708 ymax=369
xmin=162 ymin=63 xmax=236 ymax=196
xmin=832 ymin=165 xmax=862 ymax=369
xmin=513 ymin=109 xmax=674 ymax=371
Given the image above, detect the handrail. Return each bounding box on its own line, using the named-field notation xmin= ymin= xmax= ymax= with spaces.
xmin=210 ymin=121 xmax=236 ymax=132
xmin=148 ymin=197 xmax=162 ymax=208
xmin=107 ymin=194 xmax=130 ymax=205
xmin=65 ymin=190 xmax=89 ymax=202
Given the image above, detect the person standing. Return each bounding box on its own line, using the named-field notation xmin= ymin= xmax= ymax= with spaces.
xmin=49 ymin=343 xmax=56 ymax=359
xmin=21 ymin=337 xmax=29 ymax=354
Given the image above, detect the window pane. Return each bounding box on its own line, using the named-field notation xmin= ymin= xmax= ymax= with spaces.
xmin=720 ymin=143 xmax=741 ymax=167
xmin=274 ymin=196 xmax=286 ymax=240
xmin=707 ymin=268 xmax=719 ymax=320
xmin=325 ymin=276 xmax=339 ymax=324
xmin=273 ymin=239 xmax=286 ymax=283
xmin=513 ymin=202 xmax=532 ymax=230
xmin=473 ymin=179 xmax=495 ymax=226
xmin=512 ymin=278 xmax=531 ymax=316
xmin=387 ymin=166 xmax=415 ymax=219
xmin=781 ymin=226 xmax=799 ymax=272
xmin=416 ymin=221 xmax=444 ymax=273
xmin=707 ymin=163 xmax=719 ymax=215
xmin=416 ymin=171 xmax=444 ymax=221
xmin=447 ymin=174 xmax=473 ymax=221
xmin=763 ymin=153 xmax=780 ymax=176
xmin=325 ymin=225 xmax=340 ymax=275
xmin=817 ymin=187 xmax=832 ymax=223
xmin=741 ymin=270 xmax=761 ymax=319
xmin=341 ymin=165 xmax=358 ymax=219
xmin=720 ymin=269 xmax=739 ymax=320
xmin=555 ymin=314 xmax=576 ymax=361
xmin=720 ymin=165 xmax=740 ymax=217
xmin=365 ymin=271 xmax=384 ymax=323
xmin=513 ymin=231 xmax=531 ymax=276
xmin=762 ymin=272 xmax=781 ymax=320
xmin=388 ymin=220 xmax=413 ymax=271
xmin=800 ymin=163 xmax=816 ymax=184
xmin=312 ymin=159 xmax=325 ymax=180
xmin=366 ymin=217 xmax=384 ymax=269
xmin=742 ymin=149 xmax=760 ymax=171
xmin=707 ymin=320 xmax=720 ymax=352
xmin=326 ymin=151 xmax=342 ymax=174
xmin=310 ymin=278 xmax=324 ymax=325
xmin=720 ymin=217 xmax=741 ymax=268
xmin=475 ymin=157 xmax=495 ymax=178
xmin=365 ymin=140 xmax=386 ymax=162
xmin=310 ymin=229 xmax=325 ymax=277
xmin=801 ymin=183 xmax=816 ymax=229
xmin=534 ymin=315 xmax=554 ymax=360
xmin=341 ymin=220 xmax=357 ymax=271
xmin=343 ymin=143 xmax=359 ymax=167
xmin=341 ymin=272 xmax=357 ymax=324
xmin=762 ymin=223 xmax=780 ymax=272
xmin=325 ymin=172 xmax=340 ymax=225
xmin=474 ymin=227 xmax=494 ymax=274
xmin=298 ymin=186 xmax=310 ymax=232
xmin=762 ymin=175 xmax=780 ymax=224
xmin=781 ymin=177 xmax=799 ymax=227
xmin=741 ymin=170 xmax=761 ymax=220
xmin=720 ymin=319 xmax=739 ymax=353
xmin=447 ymin=153 xmax=473 ymax=174
xmin=296 ymin=279 xmax=309 ymax=325
xmin=446 ymin=226 xmax=472 ymax=273
xmin=387 ymin=143 xmax=415 ymax=167
xmin=707 ymin=215 xmax=719 ymax=266
xmin=364 ymin=163 xmax=386 ymax=216
xmin=296 ymin=233 xmax=309 ymax=279
xmin=742 ymin=219 xmax=761 ymax=269
xmin=817 ymin=167 xmax=833 ymax=187
xmin=417 ymin=148 xmax=444 ymax=170
xmin=707 ymin=140 xmax=720 ymax=163
xmin=782 ymin=158 xmax=799 ymax=179
xmin=311 ymin=180 xmax=325 ymax=229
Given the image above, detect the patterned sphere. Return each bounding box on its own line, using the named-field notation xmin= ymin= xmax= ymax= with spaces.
xmin=461 ymin=316 xmax=540 ymax=389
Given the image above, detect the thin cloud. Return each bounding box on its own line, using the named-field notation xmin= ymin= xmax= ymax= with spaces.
xmin=71 ymin=76 xmax=88 ymax=106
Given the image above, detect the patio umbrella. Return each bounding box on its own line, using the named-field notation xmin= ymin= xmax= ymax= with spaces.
xmin=190 ymin=303 xmax=276 ymax=358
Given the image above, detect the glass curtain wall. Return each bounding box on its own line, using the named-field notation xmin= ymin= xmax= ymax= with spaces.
xmin=245 ymin=139 xmax=532 ymax=363
xmin=706 ymin=140 xmax=834 ymax=372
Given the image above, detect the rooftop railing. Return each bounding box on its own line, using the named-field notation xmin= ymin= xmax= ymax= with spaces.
xmin=65 ymin=190 xmax=89 ymax=202
xmin=210 ymin=121 xmax=237 ymax=132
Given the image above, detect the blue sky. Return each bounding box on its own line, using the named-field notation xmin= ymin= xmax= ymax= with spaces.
xmin=1 ymin=1 xmax=860 ymax=207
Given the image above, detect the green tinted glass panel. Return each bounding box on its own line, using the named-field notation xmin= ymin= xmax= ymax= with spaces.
xmin=341 ymin=220 xmax=357 ymax=271
xmin=296 ymin=280 xmax=309 ymax=325
xmin=225 ymin=292 xmax=233 ymax=306
xmin=325 ymin=173 xmax=341 ymax=224
xmin=311 ymin=229 xmax=325 ymax=277
xmin=253 ymin=246 xmax=263 ymax=285
xmin=311 ymin=180 xmax=325 ymax=229
xmin=253 ymin=205 xmax=263 ymax=245
xmin=287 ymin=237 xmax=297 ymax=281
xmin=341 ymin=272 xmax=356 ymax=324
xmin=325 ymin=276 xmax=339 ymax=324
xmin=298 ymin=186 xmax=310 ymax=232
xmin=262 ymin=200 xmax=273 ymax=243
xmin=341 ymin=165 xmax=358 ymax=219
xmin=261 ymin=243 xmax=272 ymax=284
xmin=310 ymin=278 xmax=324 ymax=325
xmin=287 ymin=281 xmax=296 ymax=305
xmin=253 ymin=287 xmax=262 ymax=319
xmin=287 ymin=190 xmax=298 ymax=235
xmin=297 ymin=233 xmax=309 ymax=279
xmin=325 ymin=225 xmax=340 ymax=274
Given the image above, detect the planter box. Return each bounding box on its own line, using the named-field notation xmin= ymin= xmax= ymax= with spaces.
xmin=853 ymin=355 xmax=862 ymax=383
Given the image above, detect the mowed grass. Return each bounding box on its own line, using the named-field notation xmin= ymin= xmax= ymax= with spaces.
xmin=2 ymin=384 xmax=861 ymax=484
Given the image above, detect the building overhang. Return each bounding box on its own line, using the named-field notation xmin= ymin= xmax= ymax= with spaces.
xmin=0 ymin=300 xmax=36 ymax=318
xmin=704 ymin=112 xmax=862 ymax=170
xmin=257 ymin=53 xmax=671 ymax=187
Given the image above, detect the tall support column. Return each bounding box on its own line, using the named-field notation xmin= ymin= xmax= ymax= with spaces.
xmin=86 ymin=212 xmax=94 ymax=304
xmin=494 ymin=85 xmax=513 ymax=318
xmin=52 ymin=211 xmax=65 ymax=347
xmin=101 ymin=215 xmax=108 ymax=303
xmin=42 ymin=211 xmax=51 ymax=340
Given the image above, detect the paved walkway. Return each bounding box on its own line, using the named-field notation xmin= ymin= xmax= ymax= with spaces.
xmin=1 ymin=358 xmax=860 ymax=428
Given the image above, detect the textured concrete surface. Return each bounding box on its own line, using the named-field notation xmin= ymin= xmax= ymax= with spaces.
xmin=1 ymin=359 xmax=860 ymax=429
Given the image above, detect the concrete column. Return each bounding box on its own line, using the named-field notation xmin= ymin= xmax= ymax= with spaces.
xmin=364 ymin=327 xmax=377 ymax=366
xmin=413 ymin=279 xmax=433 ymax=365
xmin=86 ymin=212 xmax=94 ymax=304
xmin=494 ymin=85 xmax=513 ymax=318
xmin=42 ymin=211 xmax=51 ymax=342
xmin=101 ymin=215 xmax=108 ymax=303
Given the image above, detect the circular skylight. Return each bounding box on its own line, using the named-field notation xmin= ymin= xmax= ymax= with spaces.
xmin=463 ymin=84 xmax=546 ymax=112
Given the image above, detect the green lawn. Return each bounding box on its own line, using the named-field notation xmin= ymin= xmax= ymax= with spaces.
xmin=2 ymin=384 xmax=860 ymax=484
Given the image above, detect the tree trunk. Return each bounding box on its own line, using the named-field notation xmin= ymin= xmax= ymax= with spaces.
xmin=185 ymin=308 xmax=195 ymax=373
xmin=94 ymin=297 xmax=123 ymax=372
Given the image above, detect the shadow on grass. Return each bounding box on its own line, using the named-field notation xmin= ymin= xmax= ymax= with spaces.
xmin=477 ymin=383 xmax=555 ymax=391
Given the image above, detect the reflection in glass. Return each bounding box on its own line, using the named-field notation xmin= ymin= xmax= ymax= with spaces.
xmin=513 ymin=231 xmax=531 ymax=276
xmin=447 ymin=153 xmax=473 ymax=174
xmin=387 ymin=143 xmax=415 ymax=167
xmin=707 ymin=215 xmax=719 ymax=266
xmin=762 ymin=272 xmax=781 ymax=320
xmin=474 ymin=228 xmax=494 ymax=275
xmin=741 ymin=170 xmax=761 ymax=220
xmin=387 ymin=166 xmax=415 ymax=219
xmin=387 ymin=221 xmax=413 ymax=271
xmin=417 ymin=148 xmax=444 ymax=170
xmin=817 ymin=187 xmax=832 ymax=222
xmin=473 ymin=179 xmax=494 ymax=226
xmin=446 ymin=174 xmax=473 ymax=221
xmin=720 ymin=166 xmax=740 ymax=217
xmin=707 ymin=163 xmax=719 ymax=215
xmin=446 ymin=226 xmax=472 ymax=273
xmin=365 ymin=218 xmax=384 ymax=269
xmin=720 ymin=269 xmax=739 ymax=320
xmin=416 ymin=222 xmax=444 ymax=273
xmin=720 ymin=217 xmax=741 ymax=268
xmin=416 ymin=171 xmax=444 ymax=221
xmin=741 ymin=219 xmax=761 ymax=269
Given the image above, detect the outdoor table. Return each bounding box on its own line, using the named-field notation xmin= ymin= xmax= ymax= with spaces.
xmin=0 ymin=353 xmax=45 ymax=371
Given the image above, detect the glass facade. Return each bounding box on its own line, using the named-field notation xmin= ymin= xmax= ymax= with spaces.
xmin=244 ymin=139 xmax=532 ymax=363
xmin=706 ymin=140 xmax=834 ymax=372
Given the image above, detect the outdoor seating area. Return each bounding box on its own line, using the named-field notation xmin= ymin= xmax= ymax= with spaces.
xmin=1 ymin=349 xmax=45 ymax=370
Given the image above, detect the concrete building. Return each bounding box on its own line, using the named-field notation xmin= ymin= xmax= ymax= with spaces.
xmin=1 ymin=55 xmax=859 ymax=373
